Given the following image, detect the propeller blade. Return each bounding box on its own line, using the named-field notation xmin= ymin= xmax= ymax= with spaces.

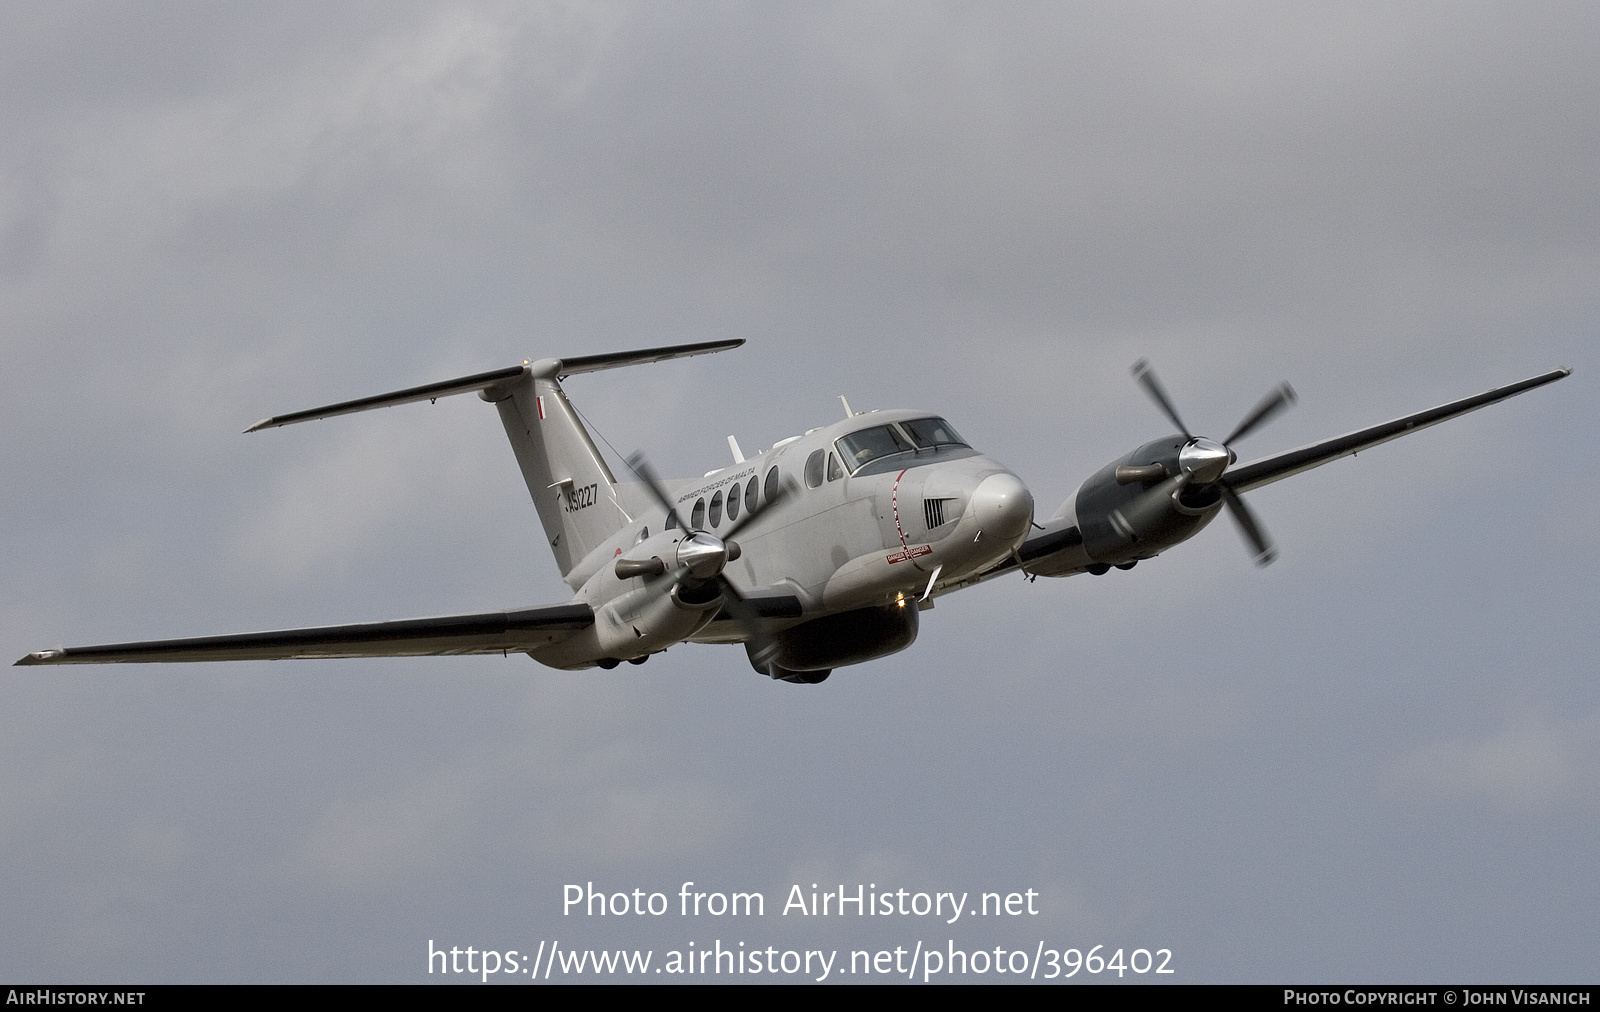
xmin=709 ymin=479 xmax=792 ymax=663
xmin=1132 ymin=359 xmax=1192 ymax=438
xmin=714 ymin=574 xmax=779 ymax=671
xmin=625 ymin=452 xmax=685 ymax=531
xmin=1220 ymin=486 xmax=1276 ymax=567
xmin=624 ymin=451 xmax=786 ymax=671
xmin=1125 ymin=361 xmax=1290 ymax=568
xmin=1224 ymin=382 xmax=1297 ymax=446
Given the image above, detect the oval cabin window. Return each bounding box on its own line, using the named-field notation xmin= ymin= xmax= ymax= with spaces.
xmin=804 ymin=449 xmax=826 ymax=488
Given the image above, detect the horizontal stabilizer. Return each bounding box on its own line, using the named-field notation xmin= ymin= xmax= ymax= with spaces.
xmin=244 ymin=339 xmax=744 ymax=432
xmin=1224 ymin=368 xmax=1571 ymax=494
xmin=16 ymin=603 xmax=594 ymax=665
xmin=556 ymin=339 xmax=743 ymax=376
xmin=245 ymin=366 xmax=526 ymax=431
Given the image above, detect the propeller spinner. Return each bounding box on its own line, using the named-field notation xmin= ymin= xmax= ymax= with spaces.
xmin=1130 ymin=359 xmax=1295 ymax=566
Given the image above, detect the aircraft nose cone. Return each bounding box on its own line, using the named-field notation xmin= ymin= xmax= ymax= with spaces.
xmin=967 ymin=473 xmax=1034 ymax=545
xmin=676 ymin=531 xmax=728 ymax=579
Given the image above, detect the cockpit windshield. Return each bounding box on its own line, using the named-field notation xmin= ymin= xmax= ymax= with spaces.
xmin=899 ymin=416 xmax=967 ymax=450
xmin=834 ymin=417 xmax=972 ymax=475
xmin=835 ymin=424 xmax=913 ymax=470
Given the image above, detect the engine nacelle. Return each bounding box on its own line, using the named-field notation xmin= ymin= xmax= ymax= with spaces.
xmin=531 ymin=529 xmax=729 ymax=669
xmin=1073 ymin=436 xmax=1224 ymax=564
xmin=749 ymin=601 xmax=919 ymax=674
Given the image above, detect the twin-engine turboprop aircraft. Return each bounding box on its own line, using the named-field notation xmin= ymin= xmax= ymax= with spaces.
xmin=17 ymin=340 xmax=1569 ymax=682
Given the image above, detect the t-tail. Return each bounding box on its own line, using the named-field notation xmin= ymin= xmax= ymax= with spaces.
xmin=245 ymin=339 xmax=743 ymax=580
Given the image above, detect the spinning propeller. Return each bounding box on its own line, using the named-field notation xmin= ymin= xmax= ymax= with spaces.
xmin=622 ymin=452 xmax=789 ymax=668
xmin=1130 ymin=359 xmax=1296 ymax=566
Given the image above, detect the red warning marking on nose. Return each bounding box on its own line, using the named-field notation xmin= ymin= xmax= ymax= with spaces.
xmin=891 ymin=469 xmax=909 ymax=549
xmin=886 ymin=544 xmax=933 ymax=564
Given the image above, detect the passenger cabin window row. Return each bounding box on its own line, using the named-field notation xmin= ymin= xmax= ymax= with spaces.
xmin=688 ymin=466 xmax=786 ymax=531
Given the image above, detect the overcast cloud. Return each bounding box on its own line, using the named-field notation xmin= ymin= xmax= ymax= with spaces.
xmin=2 ymin=2 xmax=1596 ymax=983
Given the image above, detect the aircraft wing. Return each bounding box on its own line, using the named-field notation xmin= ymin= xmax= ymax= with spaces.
xmin=15 ymin=603 xmax=594 ymax=666
xmin=1223 ymin=368 xmax=1570 ymax=494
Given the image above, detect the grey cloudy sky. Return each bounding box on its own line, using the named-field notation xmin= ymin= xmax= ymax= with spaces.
xmin=2 ymin=2 xmax=1596 ymax=983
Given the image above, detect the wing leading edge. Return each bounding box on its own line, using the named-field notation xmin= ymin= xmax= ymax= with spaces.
xmin=1223 ymin=368 xmax=1570 ymax=494
xmin=15 ymin=603 xmax=594 ymax=666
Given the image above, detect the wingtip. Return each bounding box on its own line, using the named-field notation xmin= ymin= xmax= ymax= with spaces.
xmin=244 ymin=418 xmax=275 ymax=433
xmin=15 ymin=650 xmax=59 ymax=666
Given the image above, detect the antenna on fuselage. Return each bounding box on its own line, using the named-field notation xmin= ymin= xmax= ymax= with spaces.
xmin=839 ymin=394 xmax=860 ymax=419
xmin=727 ymin=435 xmax=746 ymax=464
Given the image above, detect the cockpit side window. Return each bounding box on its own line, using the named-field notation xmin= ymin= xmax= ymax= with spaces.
xmin=826 ymin=452 xmax=842 ymax=481
xmin=835 ymin=424 xmax=913 ymax=471
xmin=899 ymin=416 xmax=968 ymax=450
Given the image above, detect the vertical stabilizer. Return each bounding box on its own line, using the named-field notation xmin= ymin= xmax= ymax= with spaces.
xmin=486 ymin=360 xmax=630 ymax=578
